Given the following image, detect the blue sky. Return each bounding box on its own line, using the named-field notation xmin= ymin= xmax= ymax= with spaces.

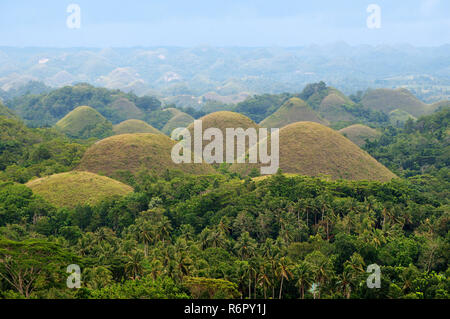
xmin=0 ymin=0 xmax=449 ymax=47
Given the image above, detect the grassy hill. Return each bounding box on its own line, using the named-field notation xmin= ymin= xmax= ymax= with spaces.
xmin=187 ymin=111 xmax=260 ymax=163
xmin=77 ymin=133 xmax=215 ymax=177
xmin=361 ymin=88 xmax=436 ymax=117
xmin=162 ymin=111 xmax=194 ymax=136
xmin=55 ymin=106 xmax=113 ymax=139
xmin=231 ymin=121 xmax=396 ymax=182
xmin=26 ymin=171 xmax=133 ymax=208
xmin=317 ymin=89 xmax=356 ymax=122
xmin=339 ymin=124 xmax=381 ymax=147
xmin=7 ymin=83 xmax=151 ymax=127
xmin=113 ymin=119 xmax=161 ymax=135
xmin=146 ymin=107 xmax=184 ymax=130
xmin=259 ymin=97 xmax=329 ymax=129
xmin=109 ymin=98 xmax=145 ymax=123
xmin=389 ymin=109 xmax=417 ymax=127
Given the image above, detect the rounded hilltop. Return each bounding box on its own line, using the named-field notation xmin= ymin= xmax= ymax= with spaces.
xmin=55 ymin=105 xmax=113 ymax=139
xmin=113 ymin=119 xmax=162 ymax=135
xmin=162 ymin=110 xmax=194 ymax=136
xmin=260 ymin=97 xmax=329 ymax=129
xmin=26 ymin=171 xmax=133 ymax=208
xmin=77 ymin=133 xmax=215 ymax=177
xmin=186 ymin=111 xmax=261 ymax=163
xmin=231 ymin=121 xmax=396 ymax=182
xmin=339 ymin=124 xmax=381 ymax=147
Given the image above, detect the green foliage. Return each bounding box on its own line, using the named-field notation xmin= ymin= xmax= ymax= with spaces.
xmin=233 ymin=93 xmax=292 ymax=123
xmin=7 ymin=83 xmax=161 ymax=127
xmin=90 ymin=276 xmax=188 ymax=299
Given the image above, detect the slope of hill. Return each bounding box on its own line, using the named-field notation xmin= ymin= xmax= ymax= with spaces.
xmin=317 ymin=89 xmax=356 ymax=122
xmin=389 ymin=109 xmax=416 ymax=127
xmin=0 ymin=102 xmax=17 ymax=119
xmin=162 ymin=112 xmax=194 ymax=136
xmin=113 ymin=119 xmax=161 ymax=135
xmin=77 ymin=133 xmax=215 ymax=177
xmin=26 ymin=171 xmax=133 ymax=208
xmin=259 ymin=97 xmax=329 ymax=128
xmin=6 ymin=83 xmax=154 ymax=127
xmin=365 ymin=107 xmax=449 ymax=178
xmin=55 ymin=106 xmax=113 ymax=139
xmin=187 ymin=111 xmax=260 ymax=163
xmin=231 ymin=122 xmax=396 ymax=182
xmin=339 ymin=124 xmax=381 ymax=147
xmin=146 ymin=107 xmax=183 ymax=130
xmin=108 ymin=98 xmax=145 ymax=123
xmin=233 ymin=93 xmax=292 ymax=123
xmin=361 ymin=88 xmax=435 ymax=117
xmin=0 ymin=116 xmax=41 ymax=170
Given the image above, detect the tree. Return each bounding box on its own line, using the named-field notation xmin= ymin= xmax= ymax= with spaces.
xmin=294 ymin=262 xmax=313 ymax=299
xmin=0 ymin=238 xmax=76 ymax=298
xmin=124 ymin=250 xmax=144 ymax=280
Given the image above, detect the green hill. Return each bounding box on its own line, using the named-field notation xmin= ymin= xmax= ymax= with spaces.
xmin=317 ymin=89 xmax=356 ymax=122
xmin=26 ymin=171 xmax=133 ymax=208
xmin=0 ymin=102 xmax=17 ymax=119
xmin=389 ymin=109 xmax=417 ymax=127
xmin=0 ymin=116 xmax=42 ymax=170
xmin=109 ymin=98 xmax=145 ymax=123
xmin=77 ymin=133 xmax=215 ymax=177
xmin=113 ymin=119 xmax=161 ymax=135
xmin=259 ymin=97 xmax=329 ymax=129
xmin=162 ymin=111 xmax=194 ymax=136
xmin=55 ymin=106 xmax=113 ymax=139
xmin=146 ymin=107 xmax=184 ymax=130
xmin=231 ymin=121 xmax=396 ymax=182
xmin=361 ymin=88 xmax=435 ymax=117
xmin=7 ymin=83 xmax=153 ymax=127
xmin=339 ymin=124 xmax=381 ymax=147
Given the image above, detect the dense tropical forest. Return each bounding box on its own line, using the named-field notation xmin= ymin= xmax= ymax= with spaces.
xmin=0 ymin=81 xmax=448 ymax=299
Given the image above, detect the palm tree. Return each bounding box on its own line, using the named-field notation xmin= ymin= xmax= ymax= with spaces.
xmin=294 ymin=262 xmax=313 ymax=299
xmin=234 ymin=232 xmax=257 ymax=261
xmin=137 ymin=221 xmax=154 ymax=257
xmin=125 ymin=250 xmax=144 ymax=280
xmin=277 ymin=257 xmax=293 ymax=299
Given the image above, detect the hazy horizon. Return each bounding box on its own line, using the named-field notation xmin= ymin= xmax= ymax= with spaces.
xmin=1 ymin=0 xmax=449 ymax=47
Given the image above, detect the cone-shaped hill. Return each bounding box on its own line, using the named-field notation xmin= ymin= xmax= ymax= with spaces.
xmin=186 ymin=111 xmax=260 ymax=163
xmin=26 ymin=171 xmax=133 ymax=208
xmin=162 ymin=111 xmax=194 ymax=136
xmin=339 ymin=124 xmax=381 ymax=147
xmin=260 ymin=97 xmax=329 ymax=129
xmin=113 ymin=119 xmax=162 ymax=135
xmin=77 ymin=133 xmax=215 ymax=177
xmin=55 ymin=106 xmax=113 ymax=139
xmin=317 ymin=89 xmax=356 ymax=122
xmin=231 ymin=121 xmax=396 ymax=182
xmin=388 ymin=109 xmax=416 ymax=127
xmin=361 ymin=88 xmax=436 ymax=117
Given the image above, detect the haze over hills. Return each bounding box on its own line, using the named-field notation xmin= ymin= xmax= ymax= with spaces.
xmin=0 ymin=45 xmax=449 ymax=103
xmin=361 ymin=88 xmax=440 ymax=117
